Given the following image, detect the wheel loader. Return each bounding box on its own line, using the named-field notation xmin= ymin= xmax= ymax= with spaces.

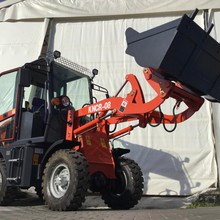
xmin=0 ymin=9 xmax=219 ymax=211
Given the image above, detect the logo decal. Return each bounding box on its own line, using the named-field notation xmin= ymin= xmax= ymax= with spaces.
xmin=88 ymin=101 xmax=111 ymax=113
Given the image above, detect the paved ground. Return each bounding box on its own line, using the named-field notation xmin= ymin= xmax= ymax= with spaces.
xmin=0 ymin=189 xmax=220 ymax=220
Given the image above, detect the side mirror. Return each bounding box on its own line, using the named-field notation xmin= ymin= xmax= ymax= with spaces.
xmin=183 ymin=157 xmax=190 ymax=163
xmin=91 ymin=69 xmax=98 ymax=80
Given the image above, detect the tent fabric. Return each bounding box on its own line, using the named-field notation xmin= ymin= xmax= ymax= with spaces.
xmin=48 ymin=13 xmax=217 ymax=195
xmin=210 ymin=10 xmax=220 ymax=186
xmin=1 ymin=0 xmax=220 ymax=21
xmin=0 ymin=0 xmax=219 ymax=196
xmin=0 ymin=19 xmax=49 ymax=72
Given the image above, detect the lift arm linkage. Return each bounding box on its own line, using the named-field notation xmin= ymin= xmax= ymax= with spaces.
xmin=70 ymin=67 xmax=204 ymax=139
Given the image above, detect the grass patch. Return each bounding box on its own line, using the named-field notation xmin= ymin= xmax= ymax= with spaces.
xmin=187 ymin=189 xmax=220 ymax=208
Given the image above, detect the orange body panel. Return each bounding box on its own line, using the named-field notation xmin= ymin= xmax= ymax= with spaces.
xmin=78 ymin=130 xmax=115 ymax=179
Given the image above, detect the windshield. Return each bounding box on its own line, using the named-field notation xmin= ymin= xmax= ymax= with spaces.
xmin=52 ymin=62 xmax=92 ymax=110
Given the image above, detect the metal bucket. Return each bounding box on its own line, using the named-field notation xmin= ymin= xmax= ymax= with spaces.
xmin=126 ymin=9 xmax=220 ymax=101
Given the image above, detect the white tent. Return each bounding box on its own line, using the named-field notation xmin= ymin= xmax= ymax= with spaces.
xmin=0 ymin=0 xmax=220 ymax=196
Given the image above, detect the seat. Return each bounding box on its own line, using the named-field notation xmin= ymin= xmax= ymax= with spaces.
xmin=31 ymin=97 xmax=47 ymax=137
xmin=31 ymin=97 xmax=46 ymax=119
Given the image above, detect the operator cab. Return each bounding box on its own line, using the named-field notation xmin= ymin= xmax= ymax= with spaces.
xmin=0 ymin=55 xmax=93 ymax=146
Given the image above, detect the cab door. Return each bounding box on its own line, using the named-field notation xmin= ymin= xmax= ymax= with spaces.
xmin=0 ymin=69 xmax=19 ymax=147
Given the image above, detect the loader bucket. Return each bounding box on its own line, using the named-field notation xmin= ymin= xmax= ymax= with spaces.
xmin=126 ymin=9 xmax=220 ymax=101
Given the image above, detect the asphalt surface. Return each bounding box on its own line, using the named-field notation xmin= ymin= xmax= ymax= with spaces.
xmin=0 ymin=189 xmax=219 ymax=220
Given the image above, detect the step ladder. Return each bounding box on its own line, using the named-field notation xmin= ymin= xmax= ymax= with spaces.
xmin=7 ymin=147 xmax=24 ymax=184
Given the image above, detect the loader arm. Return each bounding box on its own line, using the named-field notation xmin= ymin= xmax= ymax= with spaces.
xmin=69 ymin=67 xmax=204 ymax=140
xmin=63 ymin=66 xmax=204 ymax=180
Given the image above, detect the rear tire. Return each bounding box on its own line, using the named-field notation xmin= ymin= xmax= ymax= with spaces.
xmin=0 ymin=158 xmax=19 ymax=205
xmin=42 ymin=149 xmax=89 ymax=211
xmin=101 ymin=157 xmax=143 ymax=209
xmin=0 ymin=158 xmax=7 ymax=205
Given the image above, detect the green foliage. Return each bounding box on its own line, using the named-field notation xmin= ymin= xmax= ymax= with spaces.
xmin=187 ymin=189 xmax=220 ymax=208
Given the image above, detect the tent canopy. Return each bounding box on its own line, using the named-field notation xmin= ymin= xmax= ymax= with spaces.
xmin=0 ymin=0 xmax=220 ymax=21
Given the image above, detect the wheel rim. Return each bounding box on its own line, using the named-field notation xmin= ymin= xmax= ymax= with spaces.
xmin=114 ymin=170 xmax=128 ymax=196
xmin=50 ymin=163 xmax=70 ymax=198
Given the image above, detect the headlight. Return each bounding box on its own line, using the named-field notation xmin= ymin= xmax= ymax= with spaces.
xmin=61 ymin=96 xmax=70 ymax=107
xmin=51 ymin=95 xmax=71 ymax=109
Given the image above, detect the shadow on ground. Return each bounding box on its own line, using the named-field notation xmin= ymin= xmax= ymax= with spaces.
xmin=6 ymin=188 xmax=190 ymax=209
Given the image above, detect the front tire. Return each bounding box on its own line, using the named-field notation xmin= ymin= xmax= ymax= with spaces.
xmin=42 ymin=149 xmax=89 ymax=211
xmin=101 ymin=157 xmax=143 ymax=209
